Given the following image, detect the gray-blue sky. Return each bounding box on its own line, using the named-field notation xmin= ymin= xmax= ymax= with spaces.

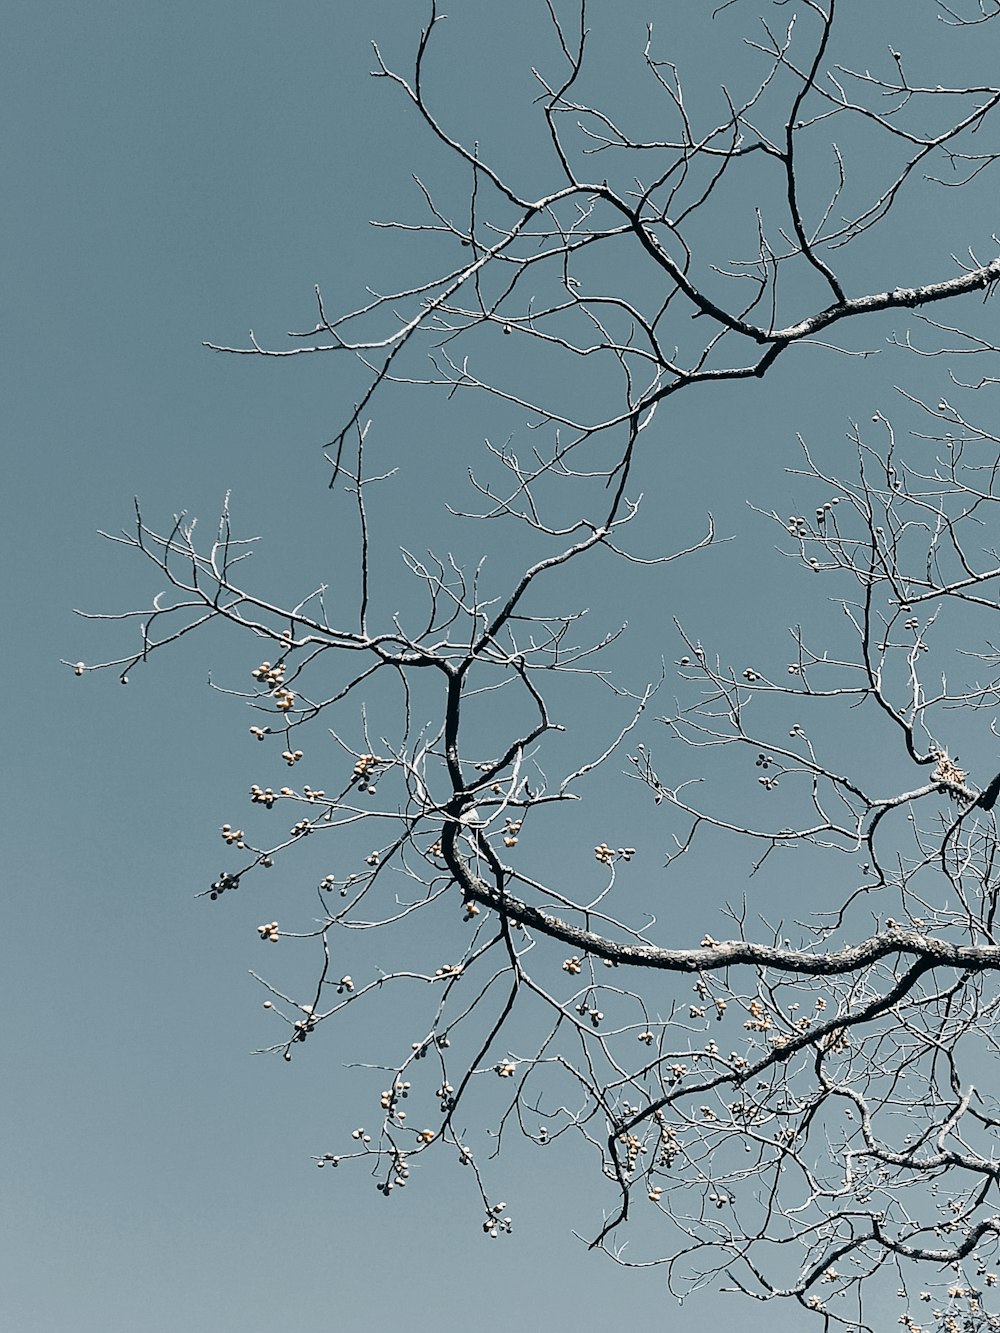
xmin=6 ymin=3 xmax=998 ymax=1329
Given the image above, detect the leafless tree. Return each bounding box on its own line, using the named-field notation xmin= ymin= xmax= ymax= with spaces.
xmin=73 ymin=3 xmax=1000 ymax=1328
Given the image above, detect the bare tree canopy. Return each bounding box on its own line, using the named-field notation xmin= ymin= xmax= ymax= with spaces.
xmin=74 ymin=2 xmax=1000 ymax=1328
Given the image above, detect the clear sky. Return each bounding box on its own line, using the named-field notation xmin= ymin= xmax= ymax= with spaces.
xmin=5 ymin=3 xmax=998 ymax=1330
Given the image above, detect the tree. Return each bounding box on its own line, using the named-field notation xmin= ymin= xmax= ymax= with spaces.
xmin=73 ymin=2 xmax=1000 ymax=1327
